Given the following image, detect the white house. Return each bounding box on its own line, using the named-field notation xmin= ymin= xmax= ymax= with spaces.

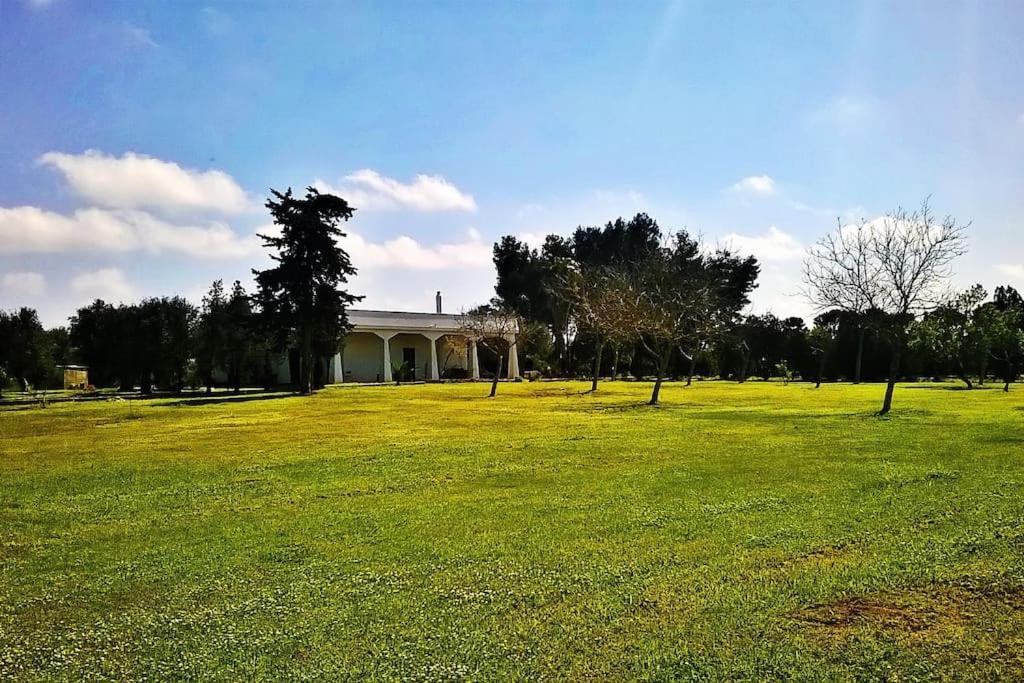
xmin=279 ymin=293 xmax=521 ymax=384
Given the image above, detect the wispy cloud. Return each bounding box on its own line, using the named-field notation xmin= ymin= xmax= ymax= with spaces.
xmin=1 ymin=272 xmax=47 ymax=299
xmin=70 ymin=268 xmax=133 ymax=304
xmin=0 ymin=205 xmax=260 ymax=259
xmin=996 ymin=263 xmax=1024 ymax=281
xmin=316 ymin=169 xmax=477 ymax=213
xmin=718 ymin=225 xmax=804 ymax=263
xmin=124 ymin=23 xmax=159 ymax=48
xmin=730 ymin=175 xmax=777 ymax=197
xmin=342 ymin=228 xmax=490 ymax=270
xmin=38 ymin=150 xmax=252 ymax=214
xmin=808 ymin=94 xmax=881 ymax=134
xmin=199 ymin=7 xmax=232 ymax=35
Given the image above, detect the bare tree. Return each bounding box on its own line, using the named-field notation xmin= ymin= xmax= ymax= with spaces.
xmin=803 ymin=198 xmax=968 ymax=414
xmin=606 ymin=245 xmax=719 ymax=406
xmin=802 ymin=218 xmax=879 ymax=383
xmin=457 ymin=302 xmax=530 ymax=397
xmin=561 ymin=265 xmax=633 ymax=392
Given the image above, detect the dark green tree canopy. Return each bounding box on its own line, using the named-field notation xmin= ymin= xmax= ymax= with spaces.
xmin=253 ymin=186 xmax=362 ymax=394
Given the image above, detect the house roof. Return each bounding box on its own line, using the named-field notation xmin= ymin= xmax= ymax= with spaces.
xmin=348 ymin=309 xmax=464 ymax=332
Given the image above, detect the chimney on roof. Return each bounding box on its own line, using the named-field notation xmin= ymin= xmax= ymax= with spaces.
xmin=435 ymin=291 xmax=442 ymax=314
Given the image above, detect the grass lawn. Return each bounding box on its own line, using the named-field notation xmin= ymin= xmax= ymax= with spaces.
xmin=2 ymin=380 xmax=1024 ymax=680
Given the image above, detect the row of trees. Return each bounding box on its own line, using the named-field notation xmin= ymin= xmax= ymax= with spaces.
xmin=1 ymin=187 xmax=362 ymax=396
xmin=483 ymin=200 xmax=1023 ymax=412
xmin=489 ymin=213 xmax=760 ymax=404
xmin=4 ymin=190 xmax=1022 ymax=413
xmin=0 ymin=308 xmax=71 ymax=393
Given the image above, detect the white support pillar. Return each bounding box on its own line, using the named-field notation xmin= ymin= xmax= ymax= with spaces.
xmin=330 ymin=353 xmax=343 ymax=383
xmin=376 ymin=332 xmax=395 ymax=382
xmin=508 ymin=339 xmax=520 ymax=379
xmin=426 ymin=333 xmax=441 ymax=381
xmin=469 ymin=339 xmax=481 ymax=380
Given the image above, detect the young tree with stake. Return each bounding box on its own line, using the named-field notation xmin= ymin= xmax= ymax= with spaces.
xmin=457 ymin=302 xmax=531 ymax=398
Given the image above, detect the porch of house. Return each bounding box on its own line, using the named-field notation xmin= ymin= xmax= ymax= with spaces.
xmin=273 ymin=309 xmax=521 ymax=385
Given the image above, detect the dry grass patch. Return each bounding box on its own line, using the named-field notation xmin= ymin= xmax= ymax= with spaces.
xmin=794 ymin=582 xmax=1024 ymax=638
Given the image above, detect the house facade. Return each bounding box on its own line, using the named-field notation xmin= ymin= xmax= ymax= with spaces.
xmin=277 ymin=296 xmax=521 ymax=384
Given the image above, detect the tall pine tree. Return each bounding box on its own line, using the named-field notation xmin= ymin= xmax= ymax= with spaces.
xmin=253 ymin=187 xmax=361 ymax=394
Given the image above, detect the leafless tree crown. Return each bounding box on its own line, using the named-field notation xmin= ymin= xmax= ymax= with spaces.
xmin=802 ymin=198 xmax=968 ymax=316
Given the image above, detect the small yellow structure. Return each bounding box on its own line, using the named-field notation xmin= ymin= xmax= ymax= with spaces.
xmin=57 ymin=365 xmax=89 ymax=390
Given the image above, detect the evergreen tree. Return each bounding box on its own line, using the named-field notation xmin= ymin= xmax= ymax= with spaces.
xmin=253 ymin=187 xmax=361 ymax=394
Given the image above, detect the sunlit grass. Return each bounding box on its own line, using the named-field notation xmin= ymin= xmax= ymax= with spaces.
xmin=2 ymin=380 xmax=1023 ymax=679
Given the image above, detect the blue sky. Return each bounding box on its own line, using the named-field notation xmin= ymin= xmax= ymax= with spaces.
xmin=2 ymin=0 xmax=1023 ymax=326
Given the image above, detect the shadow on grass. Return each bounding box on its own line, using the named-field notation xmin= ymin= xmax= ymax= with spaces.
xmin=167 ymin=391 xmax=297 ymax=407
xmin=0 ymin=404 xmax=46 ymax=413
xmin=902 ymin=384 xmax=992 ymax=391
xmin=588 ymin=401 xmax=663 ymax=412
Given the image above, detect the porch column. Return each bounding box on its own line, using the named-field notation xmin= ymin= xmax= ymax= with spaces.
xmin=426 ymin=333 xmax=441 ymax=381
xmin=508 ymin=338 xmax=520 ymax=379
xmin=375 ymin=331 xmax=395 ymax=382
xmin=469 ymin=338 xmax=481 ymax=379
xmin=330 ymin=353 xmax=343 ymax=383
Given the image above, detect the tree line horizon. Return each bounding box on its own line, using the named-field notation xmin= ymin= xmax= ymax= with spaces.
xmin=2 ymin=189 xmax=1023 ymax=413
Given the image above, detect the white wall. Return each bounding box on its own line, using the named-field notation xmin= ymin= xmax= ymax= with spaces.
xmin=343 ymin=332 xmax=385 ymax=382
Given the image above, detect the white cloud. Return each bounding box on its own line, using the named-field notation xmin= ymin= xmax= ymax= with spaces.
xmin=996 ymin=263 xmax=1024 ymax=281
xmin=718 ymin=226 xmax=804 ymax=263
xmin=745 ymin=264 xmax=811 ymax=321
xmin=730 ymin=175 xmax=777 ymax=197
xmin=341 ymin=230 xmax=491 ymax=271
xmin=70 ymin=268 xmax=133 ymax=304
xmin=124 ymin=23 xmax=158 ymax=48
xmin=316 ymin=169 xmax=477 ymax=213
xmin=1 ymin=272 xmax=47 ymax=299
xmin=38 ymin=150 xmax=251 ymax=214
xmin=516 ymin=232 xmax=547 ymax=249
xmin=0 ymin=205 xmax=260 ymax=259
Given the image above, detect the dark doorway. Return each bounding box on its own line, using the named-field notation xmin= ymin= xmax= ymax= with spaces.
xmin=402 ymin=347 xmax=416 ymax=380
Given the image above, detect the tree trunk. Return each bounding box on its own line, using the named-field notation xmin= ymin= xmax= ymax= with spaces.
xmin=591 ymin=339 xmax=604 ymax=392
xmin=489 ymin=354 xmax=502 ymax=397
xmin=686 ymin=353 xmax=696 ymax=387
xmin=263 ymin=350 xmax=274 ymax=391
xmin=649 ymin=349 xmax=671 ymax=405
xmin=553 ymin=330 xmax=566 ymax=377
xmin=610 ymin=345 xmax=619 ymax=381
xmin=979 ymin=357 xmax=988 ymax=386
xmin=738 ymin=348 xmax=750 ymax=383
xmin=300 ymin=330 xmax=313 ymax=394
xmin=854 ymin=326 xmax=865 ymax=384
xmin=879 ymin=342 xmax=902 ymax=415
xmin=816 ymin=352 xmax=825 ymax=389
xmin=956 ymin=362 xmax=973 ymax=390
xmin=1005 ymin=361 xmax=1015 ymax=392
xmin=649 ymin=377 xmax=663 ymax=405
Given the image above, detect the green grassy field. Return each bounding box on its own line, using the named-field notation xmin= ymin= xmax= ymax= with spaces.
xmin=2 ymin=381 xmax=1024 ymax=680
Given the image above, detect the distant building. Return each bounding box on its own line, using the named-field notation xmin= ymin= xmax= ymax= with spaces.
xmin=274 ymin=293 xmax=522 ymax=384
xmin=57 ymin=365 xmax=89 ymax=390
